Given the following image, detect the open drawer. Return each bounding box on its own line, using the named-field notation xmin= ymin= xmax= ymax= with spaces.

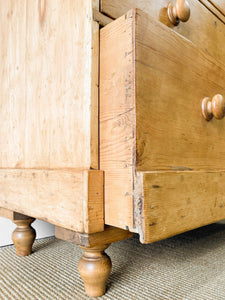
xmin=100 ymin=9 xmax=225 ymax=243
xmin=100 ymin=0 xmax=225 ymax=65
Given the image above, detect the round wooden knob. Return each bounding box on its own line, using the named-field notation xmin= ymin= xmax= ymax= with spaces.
xmin=168 ymin=0 xmax=191 ymax=26
xmin=202 ymin=94 xmax=225 ymax=121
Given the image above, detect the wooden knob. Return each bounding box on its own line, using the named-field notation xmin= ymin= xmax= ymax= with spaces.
xmin=202 ymin=94 xmax=225 ymax=121
xmin=168 ymin=0 xmax=191 ymax=26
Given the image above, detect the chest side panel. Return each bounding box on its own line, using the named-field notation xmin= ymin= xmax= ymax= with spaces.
xmin=0 ymin=0 xmax=97 ymax=169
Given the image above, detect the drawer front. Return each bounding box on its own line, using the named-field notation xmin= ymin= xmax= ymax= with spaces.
xmin=101 ymin=0 xmax=170 ymax=19
xmin=100 ymin=8 xmax=225 ymax=236
xmin=100 ymin=0 xmax=225 ymax=64
xmin=141 ymin=171 xmax=225 ymax=243
xmin=101 ymin=8 xmax=225 ymax=172
xmin=208 ymin=0 xmax=225 ymax=15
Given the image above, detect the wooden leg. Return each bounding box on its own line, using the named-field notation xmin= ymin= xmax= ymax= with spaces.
xmin=56 ymin=225 xmax=133 ymax=297
xmin=78 ymin=244 xmax=112 ymax=297
xmin=12 ymin=218 xmax=36 ymax=256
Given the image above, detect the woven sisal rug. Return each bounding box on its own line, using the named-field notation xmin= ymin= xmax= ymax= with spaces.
xmin=1 ymin=223 xmax=225 ymax=299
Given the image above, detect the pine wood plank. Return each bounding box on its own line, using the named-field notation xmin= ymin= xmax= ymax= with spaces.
xmin=90 ymin=19 xmax=100 ymax=169
xmin=134 ymin=9 xmax=225 ymax=171
xmin=100 ymin=13 xmax=136 ymax=230
xmin=141 ymin=171 xmax=225 ymax=243
xmin=100 ymin=0 xmax=225 ymax=63
xmin=100 ymin=8 xmax=225 ymax=235
xmin=0 ymin=1 xmax=26 ymax=168
xmin=101 ymin=8 xmax=225 ymax=173
xmin=93 ymin=8 xmax=113 ymax=26
xmin=85 ymin=170 xmax=104 ymax=233
xmin=207 ymin=0 xmax=225 ymax=16
xmin=199 ymin=0 xmax=225 ymax=23
xmin=0 ymin=207 xmax=31 ymax=221
xmin=55 ymin=225 xmax=133 ymax=247
xmin=0 ymin=169 xmax=104 ymax=233
xmin=0 ymin=0 xmax=99 ymax=169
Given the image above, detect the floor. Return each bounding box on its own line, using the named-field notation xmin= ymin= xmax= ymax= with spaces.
xmin=1 ymin=223 xmax=225 ymax=299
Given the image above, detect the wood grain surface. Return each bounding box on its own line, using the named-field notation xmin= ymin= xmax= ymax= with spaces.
xmin=134 ymin=9 xmax=225 ymax=171
xmin=100 ymin=13 xmax=136 ymax=229
xmin=93 ymin=8 xmax=113 ymax=26
xmin=100 ymin=0 xmax=225 ymax=63
xmin=0 ymin=169 xmax=104 ymax=233
xmin=0 ymin=207 xmax=32 ymax=221
xmin=207 ymin=0 xmax=225 ymax=15
xmin=55 ymin=225 xmax=133 ymax=247
xmin=141 ymin=171 xmax=225 ymax=243
xmin=199 ymin=0 xmax=225 ymax=23
xmin=0 ymin=1 xmax=26 ymax=168
xmin=100 ymin=8 xmax=225 ymax=238
xmin=0 ymin=0 xmax=99 ymax=169
xmin=101 ymin=9 xmax=225 ymax=172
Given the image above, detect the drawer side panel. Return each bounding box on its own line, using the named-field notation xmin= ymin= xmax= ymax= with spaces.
xmin=100 ymin=11 xmax=136 ymax=230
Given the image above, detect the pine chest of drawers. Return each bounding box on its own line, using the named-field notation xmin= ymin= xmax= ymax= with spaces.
xmin=1 ymin=0 xmax=225 ymax=297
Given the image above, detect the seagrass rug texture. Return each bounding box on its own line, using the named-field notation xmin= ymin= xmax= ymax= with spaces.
xmin=1 ymin=223 xmax=225 ymax=300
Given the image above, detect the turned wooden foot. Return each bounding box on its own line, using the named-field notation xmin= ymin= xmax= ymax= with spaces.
xmin=56 ymin=226 xmax=133 ymax=297
xmin=12 ymin=218 xmax=36 ymax=256
xmin=78 ymin=244 xmax=112 ymax=297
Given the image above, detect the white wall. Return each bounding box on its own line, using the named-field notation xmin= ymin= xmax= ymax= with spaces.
xmin=0 ymin=217 xmax=55 ymax=247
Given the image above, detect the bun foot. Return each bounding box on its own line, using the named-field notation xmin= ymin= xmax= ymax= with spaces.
xmin=78 ymin=244 xmax=112 ymax=297
xmin=12 ymin=218 xmax=36 ymax=256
